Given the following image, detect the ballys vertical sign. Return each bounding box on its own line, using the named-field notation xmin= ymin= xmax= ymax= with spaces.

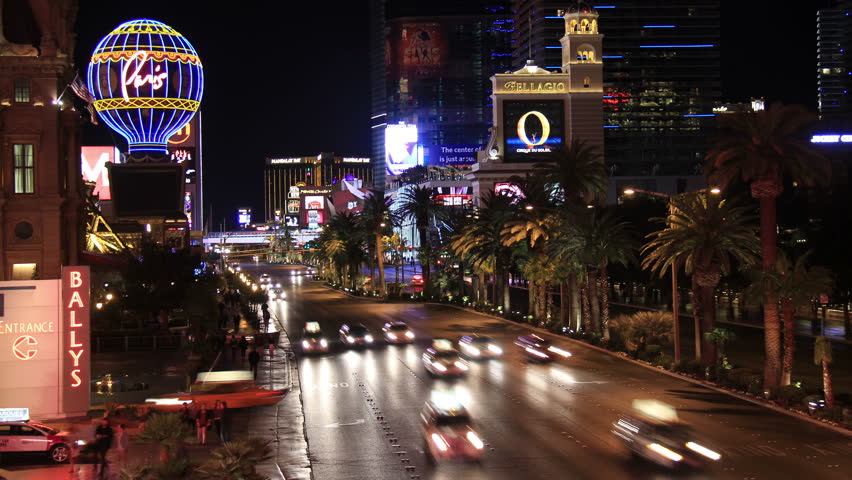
xmin=61 ymin=267 xmax=90 ymax=413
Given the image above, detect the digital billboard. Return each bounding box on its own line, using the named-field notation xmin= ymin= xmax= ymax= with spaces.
xmin=284 ymin=215 xmax=299 ymax=227
xmin=303 ymin=196 xmax=325 ymax=210
xmin=399 ymin=23 xmax=445 ymax=78
xmin=109 ymin=164 xmax=184 ymax=217
xmin=426 ymin=145 xmax=481 ymax=166
xmin=503 ymin=100 xmax=564 ymax=163
xmin=287 ymin=199 xmax=300 ymax=214
xmin=237 ymin=208 xmax=251 ymax=226
xmin=385 ymin=123 xmax=420 ymax=176
xmin=307 ymin=210 xmax=324 ymax=228
xmin=81 ymin=146 xmax=120 ymax=200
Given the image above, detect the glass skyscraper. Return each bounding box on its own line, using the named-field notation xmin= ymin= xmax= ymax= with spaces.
xmin=369 ymin=1 xmax=513 ymax=189
xmin=511 ymin=1 xmax=721 ymax=176
xmin=817 ymin=0 xmax=852 ymax=118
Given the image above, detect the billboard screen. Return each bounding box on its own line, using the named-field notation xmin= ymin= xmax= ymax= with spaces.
xmin=385 ymin=123 xmax=420 ymax=176
xmin=287 ymin=199 xmax=300 ymax=214
xmin=503 ymin=100 xmax=564 ymax=163
xmin=307 ymin=210 xmax=324 ymax=228
xmin=109 ymin=164 xmax=184 ymax=217
xmin=284 ymin=215 xmax=299 ymax=227
xmin=81 ymin=147 xmax=119 ymax=200
xmin=304 ymin=196 xmax=325 ymax=210
xmin=237 ymin=208 xmax=251 ymax=226
xmin=399 ymin=23 xmax=445 ymax=78
xmin=425 ymin=145 xmax=480 ymax=166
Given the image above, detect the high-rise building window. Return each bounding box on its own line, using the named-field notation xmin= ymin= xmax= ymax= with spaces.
xmin=14 ymin=144 xmax=35 ymax=194
xmin=14 ymin=79 xmax=31 ymax=103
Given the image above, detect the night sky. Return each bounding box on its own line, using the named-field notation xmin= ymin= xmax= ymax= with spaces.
xmin=73 ymin=1 xmax=827 ymax=229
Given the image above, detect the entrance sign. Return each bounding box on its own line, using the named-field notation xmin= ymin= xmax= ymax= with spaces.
xmin=0 ymin=267 xmax=91 ymax=418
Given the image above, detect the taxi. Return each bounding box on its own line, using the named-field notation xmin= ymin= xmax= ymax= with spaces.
xmin=420 ymin=394 xmax=484 ymax=463
xmin=0 ymin=416 xmax=71 ymax=464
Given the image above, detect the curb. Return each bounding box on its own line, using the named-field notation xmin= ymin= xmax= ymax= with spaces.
xmin=325 ymin=285 xmax=852 ymax=438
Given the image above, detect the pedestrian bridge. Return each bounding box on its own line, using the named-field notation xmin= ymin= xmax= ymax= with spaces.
xmin=203 ymin=230 xmax=320 ymax=246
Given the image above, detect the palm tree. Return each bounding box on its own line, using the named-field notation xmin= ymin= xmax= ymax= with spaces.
xmin=450 ymin=191 xmax=516 ymax=310
xmin=642 ymin=193 xmax=760 ymax=364
xmin=565 ymin=208 xmax=637 ymax=339
xmin=396 ymin=185 xmax=447 ymax=298
xmin=196 ymin=437 xmax=273 ymax=480
xmin=814 ymin=336 xmax=834 ymax=408
xmin=609 ymin=311 xmax=673 ymax=354
xmin=533 ymin=139 xmax=609 ymax=207
xmin=704 ymin=102 xmax=831 ymax=388
xmin=136 ymin=412 xmax=193 ymax=463
xmin=360 ymin=191 xmax=394 ymax=297
xmin=745 ymin=252 xmax=833 ymax=385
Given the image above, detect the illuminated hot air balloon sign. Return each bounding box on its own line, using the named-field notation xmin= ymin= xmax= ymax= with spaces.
xmin=87 ymin=19 xmax=203 ymax=156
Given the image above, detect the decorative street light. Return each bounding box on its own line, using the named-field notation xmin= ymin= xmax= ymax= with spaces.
xmin=623 ymin=186 xmax=720 ymax=363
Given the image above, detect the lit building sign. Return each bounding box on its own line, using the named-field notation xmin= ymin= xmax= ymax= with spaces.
xmin=184 ymin=192 xmax=193 ymax=230
xmin=288 ymin=186 xmax=301 ymax=199
xmin=269 ymin=158 xmax=304 ymax=164
xmin=426 ymin=145 xmax=481 ymax=166
xmin=170 ymin=148 xmax=194 ymax=163
xmin=496 ymin=80 xmax=568 ymax=94
xmin=811 ymin=134 xmax=852 ymax=143
xmin=87 ymin=19 xmax=204 ymax=154
xmin=342 ymin=157 xmax=370 ymax=163
xmin=287 ymin=200 xmax=300 ymax=214
xmin=81 ymin=147 xmax=120 ymax=200
xmin=0 ymin=267 xmax=91 ymax=416
xmin=284 ymin=215 xmax=299 ymax=227
xmin=307 ymin=210 xmax=324 ymax=228
xmin=304 ymin=196 xmax=325 ymax=210
xmin=237 ymin=208 xmax=251 ymax=226
xmin=503 ymin=100 xmax=564 ymax=162
xmin=168 ymin=118 xmax=196 ymax=146
xmin=385 ymin=122 xmax=421 ymax=175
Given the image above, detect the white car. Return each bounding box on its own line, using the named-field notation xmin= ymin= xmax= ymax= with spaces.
xmin=382 ymin=322 xmax=415 ymax=344
xmin=458 ymin=335 xmax=502 ymax=359
xmin=422 ymin=348 xmax=469 ymax=377
xmin=0 ymin=421 xmax=71 ymax=463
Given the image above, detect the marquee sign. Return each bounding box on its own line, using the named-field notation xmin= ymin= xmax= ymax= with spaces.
xmin=503 ymin=100 xmax=565 ymax=162
xmin=87 ymin=19 xmax=204 ymax=154
xmin=0 ymin=267 xmax=91 ymax=417
xmin=496 ymin=80 xmax=568 ymax=94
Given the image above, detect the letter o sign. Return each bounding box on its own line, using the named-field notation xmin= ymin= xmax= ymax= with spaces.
xmin=516 ymin=111 xmax=551 ymax=147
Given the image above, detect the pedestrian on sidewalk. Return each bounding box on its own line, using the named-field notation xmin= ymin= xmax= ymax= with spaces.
xmin=233 ymin=312 xmax=241 ymax=332
xmin=94 ymin=418 xmax=113 ymax=480
xmin=249 ymin=347 xmax=261 ymax=378
xmin=239 ymin=335 xmax=249 ymax=360
xmin=179 ymin=402 xmax=194 ymax=430
xmin=261 ymin=305 xmax=271 ymax=333
xmin=196 ymin=403 xmax=211 ymax=445
xmin=268 ymin=333 xmax=276 ymax=358
xmin=213 ymin=400 xmax=226 ymax=443
xmin=113 ymin=424 xmax=129 ymax=465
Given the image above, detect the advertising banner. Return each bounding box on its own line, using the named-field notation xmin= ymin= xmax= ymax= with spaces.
xmin=399 ymin=23 xmax=445 ymax=78
xmin=81 ymin=146 xmax=117 ymax=200
xmin=303 ymin=196 xmax=325 ymax=210
xmin=287 ymin=199 xmax=300 ymax=214
xmin=284 ymin=215 xmax=299 ymax=227
xmin=385 ymin=123 xmax=420 ymax=175
xmin=426 ymin=145 xmax=481 ymax=166
xmin=503 ymin=100 xmax=564 ymax=163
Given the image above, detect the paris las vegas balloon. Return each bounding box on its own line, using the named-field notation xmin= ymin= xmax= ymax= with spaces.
xmin=87 ymin=19 xmax=203 ymax=156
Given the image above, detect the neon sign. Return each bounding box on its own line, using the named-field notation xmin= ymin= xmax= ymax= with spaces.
xmin=12 ymin=335 xmax=38 ymax=360
xmin=811 ymin=134 xmax=852 ymax=143
xmin=64 ymin=270 xmax=88 ymax=388
xmin=516 ymin=111 xmax=551 ymax=148
xmin=88 ymin=19 xmax=204 ymax=154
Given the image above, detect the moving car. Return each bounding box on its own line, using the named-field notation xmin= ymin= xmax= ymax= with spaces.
xmin=410 ymin=274 xmax=424 ymax=285
xmin=458 ymin=335 xmax=502 ymax=359
xmin=145 ymin=382 xmax=288 ymax=410
xmin=301 ymin=322 xmax=329 ymax=354
xmin=0 ymin=420 xmax=71 ymax=464
xmin=611 ymin=400 xmax=722 ymax=469
xmin=514 ymin=334 xmax=572 ymax=362
xmin=259 ymin=274 xmax=271 ymax=284
xmin=420 ymin=394 xmax=485 ymax=463
xmin=422 ymin=342 xmax=469 ymax=377
xmin=339 ymin=323 xmax=375 ymax=347
xmin=382 ymin=322 xmax=415 ymax=344
xmin=269 ymin=288 xmax=286 ymax=301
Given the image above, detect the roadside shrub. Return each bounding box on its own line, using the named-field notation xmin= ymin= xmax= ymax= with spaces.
xmin=720 ymin=368 xmax=763 ymax=395
xmin=654 ymin=353 xmax=674 ymax=370
xmin=673 ymin=359 xmax=705 ymax=377
xmin=601 ymin=336 xmax=626 ymax=353
xmin=608 ymin=312 xmax=673 ymax=354
xmin=817 ymin=406 xmax=850 ymax=424
xmin=770 ymin=385 xmax=807 ymax=408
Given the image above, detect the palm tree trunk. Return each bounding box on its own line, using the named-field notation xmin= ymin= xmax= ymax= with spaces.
xmin=560 ymin=280 xmax=568 ymax=330
xmin=528 ymin=278 xmax=536 ymax=317
xmin=502 ymin=272 xmax=511 ymax=312
xmin=692 ymin=275 xmax=702 ymax=361
xmin=582 ymin=281 xmax=591 ymax=332
xmin=700 ymin=284 xmax=717 ymax=365
xmin=823 ymin=359 xmax=834 ymax=408
xmin=844 ymin=302 xmax=850 ymax=339
xmin=782 ymin=297 xmax=795 ymax=386
xmin=601 ymin=263 xmax=611 ymax=341
xmin=570 ymin=272 xmax=581 ymax=331
xmin=542 ymin=280 xmax=551 ymax=324
xmin=491 ymin=273 xmax=497 ymax=306
xmin=758 ymin=192 xmax=782 ymax=390
xmin=369 ymin=254 xmax=376 ymax=293
xmin=376 ymin=233 xmax=386 ymax=296
xmin=418 ymin=227 xmax=431 ymax=299
xmin=588 ymin=270 xmax=601 ymax=334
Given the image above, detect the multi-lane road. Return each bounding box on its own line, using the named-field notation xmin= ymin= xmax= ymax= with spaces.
xmin=262 ymin=264 xmax=851 ymax=480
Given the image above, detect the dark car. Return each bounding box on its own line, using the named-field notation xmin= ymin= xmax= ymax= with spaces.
xmin=382 ymin=322 xmax=415 ymax=344
xmin=514 ymin=334 xmax=572 ymax=362
xmin=339 ymin=323 xmax=374 ymax=347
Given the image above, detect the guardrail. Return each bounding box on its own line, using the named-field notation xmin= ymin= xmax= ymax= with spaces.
xmin=92 ymin=334 xmax=186 ymax=353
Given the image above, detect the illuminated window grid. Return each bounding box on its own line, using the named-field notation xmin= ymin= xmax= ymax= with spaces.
xmin=14 ymin=79 xmax=30 ymax=103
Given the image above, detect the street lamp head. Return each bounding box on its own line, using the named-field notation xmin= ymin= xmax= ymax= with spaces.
xmin=586 ymin=204 xmax=594 ymax=209
xmin=380 ymin=222 xmax=386 ymax=227
xmin=710 ymin=187 xmax=721 ymax=195
xmin=624 ymin=188 xmax=636 ymax=196
xmin=524 ymin=205 xmax=534 ymax=210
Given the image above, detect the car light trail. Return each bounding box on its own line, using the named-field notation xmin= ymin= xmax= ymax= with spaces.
xmin=686 ymin=442 xmax=721 ymax=460
xmin=648 ymin=443 xmax=683 ymax=462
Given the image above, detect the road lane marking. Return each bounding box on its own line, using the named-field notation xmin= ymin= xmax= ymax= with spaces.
xmin=324 ymin=419 xmax=366 ymax=428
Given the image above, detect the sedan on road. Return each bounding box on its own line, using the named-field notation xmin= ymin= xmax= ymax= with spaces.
xmin=422 ymin=348 xmax=469 ymax=377
xmin=339 ymin=324 xmax=375 ymax=348
xmin=301 ymin=330 xmax=329 ymax=354
xmin=0 ymin=421 xmax=71 ymax=464
xmin=420 ymin=397 xmax=484 ymax=463
xmin=514 ymin=334 xmax=572 ymax=362
xmin=458 ymin=335 xmax=502 ymax=359
xmin=382 ymin=322 xmax=415 ymax=344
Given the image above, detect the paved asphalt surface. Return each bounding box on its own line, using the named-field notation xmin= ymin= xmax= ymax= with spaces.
xmin=259 ymin=264 xmax=852 ymax=480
